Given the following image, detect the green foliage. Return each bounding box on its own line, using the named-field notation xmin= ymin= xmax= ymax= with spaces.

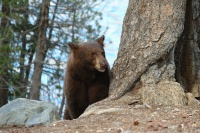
xmin=55 ymin=85 xmax=62 ymax=90
xmin=0 ymin=45 xmax=11 ymax=74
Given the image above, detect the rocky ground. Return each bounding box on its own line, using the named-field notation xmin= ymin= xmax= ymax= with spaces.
xmin=1 ymin=105 xmax=200 ymax=133
xmin=1 ymin=89 xmax=200 ymax=133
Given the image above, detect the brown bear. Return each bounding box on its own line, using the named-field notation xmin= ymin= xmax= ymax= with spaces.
xmin=63 ymin=35 xmax=110 ymax=120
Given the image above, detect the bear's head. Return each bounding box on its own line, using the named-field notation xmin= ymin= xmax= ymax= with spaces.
xmin=68 ymin=35 xmax=108 ymax=72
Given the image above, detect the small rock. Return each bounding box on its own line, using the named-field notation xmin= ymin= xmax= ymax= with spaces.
xmin=185 ymin=93 xmax=200 ymax=107
xmin=134 ymin=104 xmax=146 ymax=109
xmin=174 ymin=108 xmax=180 ymax=112
xmin=133 ymin=121 xmax=139 ymax=126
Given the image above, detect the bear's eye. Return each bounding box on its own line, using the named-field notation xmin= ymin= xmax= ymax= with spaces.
xmin=91 ymin=52 xmax=95 ymax=56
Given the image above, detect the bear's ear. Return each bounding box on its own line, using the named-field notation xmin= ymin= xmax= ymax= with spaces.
xmin=68 ymin=42 xmax=79 ymax=51
xmin=95 ymin=35 xmax=105 ymax=47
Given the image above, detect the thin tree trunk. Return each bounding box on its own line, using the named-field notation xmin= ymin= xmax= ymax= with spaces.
xmin=48 ymin=0 xmax=59 ymax=42
xmin=25 ymin=23 xmax=40 ymax=95
xmin=59 ymin=93 xmax=65 ymax=118
xmin=48 ymin=0 xmax=66 ymax=115
xmin=71 ymin=9 xmax=76 ymax=42
xmin=30 ymin=0 xmax=50 ymax=100
xmin=17 ymin=1 xmax=29 ymax=98
xmin=0 ymin=0 xmax=10 ymax=107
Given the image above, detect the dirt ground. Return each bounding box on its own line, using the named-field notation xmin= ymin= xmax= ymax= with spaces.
xmin=1 ymin=105 xmax=200 ymax=133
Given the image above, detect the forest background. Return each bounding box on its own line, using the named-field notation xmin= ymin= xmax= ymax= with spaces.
xmin=0 ymin=0 xmax=128 ymax=117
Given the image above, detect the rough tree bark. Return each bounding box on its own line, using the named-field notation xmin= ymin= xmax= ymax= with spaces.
xmin=30 ymin=0 xmax=50 ymax=100
xmin=107 ymin=0 xmax=200 ymax=106
xmin=110 ymin=0 xmax=186 ymax=99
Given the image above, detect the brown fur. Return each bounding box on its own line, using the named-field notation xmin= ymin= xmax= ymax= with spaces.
xmin=64 ymin=35 xmax=110 ymax=120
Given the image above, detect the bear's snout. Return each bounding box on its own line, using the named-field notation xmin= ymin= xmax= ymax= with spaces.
xmin=100 ymin=61 xmax=107 ymax=68
xmin=95 ymin=58 xmax=107 ymax=72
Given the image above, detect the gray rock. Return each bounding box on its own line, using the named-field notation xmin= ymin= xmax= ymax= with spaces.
xmin=190 ymin=84 xmax=200 ymax=98
xmin=0 ymin=98 xmax=59 ymax=127
xmin=186 ymin=93 xmax=200 ymax=107
xmin=80 ymin=106 xmax=124 ymax=118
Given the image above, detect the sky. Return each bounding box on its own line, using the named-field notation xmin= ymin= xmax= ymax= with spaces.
xmin=99 ymin=0 xmax=129 ymax=67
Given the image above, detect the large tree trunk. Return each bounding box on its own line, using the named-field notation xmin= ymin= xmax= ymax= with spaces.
xmin=0 ymin=0 xmax=10 ymax=107
xmin=30 ymin=0 xmax=50 ymax=100
xmin=110 ymin=0 xmax=187 ymax=99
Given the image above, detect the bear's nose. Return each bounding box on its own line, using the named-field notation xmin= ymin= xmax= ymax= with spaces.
xmin=100 ymin=61 xmax=106 ymax=68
